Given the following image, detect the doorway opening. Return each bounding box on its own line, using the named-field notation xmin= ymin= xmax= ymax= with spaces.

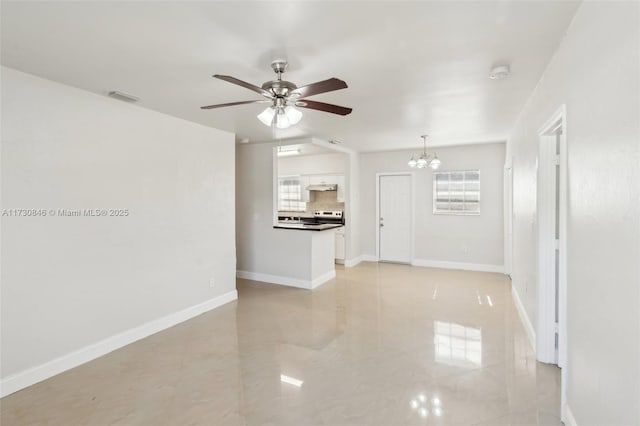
xmin=376 ymin=173 xmax=413 ymax=264
xmin=537 ymin=105 xmax=568 ymax=421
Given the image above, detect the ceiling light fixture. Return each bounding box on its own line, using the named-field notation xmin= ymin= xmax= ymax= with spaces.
xmin=408 ymin=135 xmax=441 ymax=170
xmin=257 ymin=104 xmax=303 ymax=129
xmin=202 ymin=60 xmax=351 ymax=129
xmin=277 ymin=146 xmax=301 ymax=157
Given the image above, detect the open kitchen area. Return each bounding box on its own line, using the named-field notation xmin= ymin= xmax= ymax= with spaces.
xmin=272 ymin=142 xmax=349 ymax=285
xmin=235 ymin=139 xmax=356 ymax=291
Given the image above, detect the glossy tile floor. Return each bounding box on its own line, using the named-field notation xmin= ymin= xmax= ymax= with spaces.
xmin=1 ymin=263 xmax=561 ymax=425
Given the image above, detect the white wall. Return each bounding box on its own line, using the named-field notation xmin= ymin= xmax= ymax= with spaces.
xmin=236 ymin=143 xmax=314 ymax=281
xmin=345 ymin=152 xmax=361 ymax=263
xmin=359 ymin=143 xmax=505 ymax=269
xmin=277 ymin=152 xmax=347 ymax=176
xmin=1 ymin=68 xmax=237 ymax=385
xmin=507 ymin=2 xmax=639 ymax=424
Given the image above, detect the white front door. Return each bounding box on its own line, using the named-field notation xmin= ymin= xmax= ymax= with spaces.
xmin=379 ymin=174 xmax=411 ymax=263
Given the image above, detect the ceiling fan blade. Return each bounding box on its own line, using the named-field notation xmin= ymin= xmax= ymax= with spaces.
xmin=291 ymin=78 xmax=348 ymax=99
xmin=200 ymin=100 xmax=270 ymax=110
xmin=213 ymin=75 xmax=273 ymax=98
xmin=296 ymin=100 xmax=352 ymax=116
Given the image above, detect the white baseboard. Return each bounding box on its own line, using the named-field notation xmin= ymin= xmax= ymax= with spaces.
xmin=411 ymin=259 xmax=504 ymax=273
xmin=344 ymin=256 xmax=363 ymax=267
xmin=511 ymin=283 xmax=536 ymax=354
xmin=0 ymin=290 xmax=238 ymax=398
xmin=563 ymin=403 xmax=578 ymax=426
xmin=237 ymin=270 xmax=310 ymax=289
xmin=237 ymin=270 xmax=335 ymax=290
xmin=311 ymin=270 xmax=336 ymax=289
xmin=361 ymin=254 xmax=379 ymax=262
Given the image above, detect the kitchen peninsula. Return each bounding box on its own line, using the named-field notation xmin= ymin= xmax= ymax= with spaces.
xmin=272 ymin=223 xmax=338 ymax=289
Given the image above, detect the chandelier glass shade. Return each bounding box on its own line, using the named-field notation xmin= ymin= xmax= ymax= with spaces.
xmin=408 ymin=135 xmax=441 ymax=170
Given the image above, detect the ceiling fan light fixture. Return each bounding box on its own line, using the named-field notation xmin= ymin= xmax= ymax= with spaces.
xmin=275 ymin=109 xmax=291 ymax=129
xmin=202 ymin=61 xmax=352 ymax=130
xmin=284 ymin=106 xmax=303 ymax=125
xmin=257 ymin=107 xmax=275 ymax=126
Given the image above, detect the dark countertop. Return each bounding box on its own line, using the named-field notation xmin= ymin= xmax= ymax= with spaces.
xmin=274 ymin=223 xmax=344 ymax=231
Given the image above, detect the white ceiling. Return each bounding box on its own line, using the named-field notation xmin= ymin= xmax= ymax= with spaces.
xmin=1 ymin=1 xmax=579 ymax=152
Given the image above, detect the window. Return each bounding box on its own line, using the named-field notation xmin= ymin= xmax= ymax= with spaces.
xmin=433 ymin=170 xmax=480 ymax=215
xmin=278 ymin=176 xmax=306 ymax=212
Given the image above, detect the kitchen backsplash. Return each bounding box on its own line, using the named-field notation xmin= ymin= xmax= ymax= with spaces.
xmin=309 ymin=190 xmax=345 ymax=212
xmin=279 ymin=190 xmax=344 ymax=216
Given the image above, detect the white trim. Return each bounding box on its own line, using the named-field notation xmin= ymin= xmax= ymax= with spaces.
xmin=537 ymin=105 xmax=568 ymax=414
xmin=237 ymin=270 xmax=310 ymax=289
xmin=0 ymin=290 xmax=238 ymax=398
xmin=362 ymin=254 xmax=379 ymax=262
xmin=511 ymin=283 xmax=536 ymax=354
xmin=272 ymin=147 xmax=279 ymax=226
xmin=411 ymin=259 xmax=504 ymax=273
xmin=504 ymin=161 xmax=514 ymax=276
xmin=563 ymin=404 xmax=578 ymax=426
xmin=344 ymin=256 xmax=363 ymax=268
xmin=376 ymin=172 xmax=414 ymax=263
xmin=537 ymin=104 xmax=567 ymax=136
xmin=311 ymin=270 xmax=336 ymax=289
xmin=236 ymin=270 xmax=335 ymax=290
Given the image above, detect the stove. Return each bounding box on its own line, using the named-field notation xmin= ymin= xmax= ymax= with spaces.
xmin=303 ymin=210 xmax=344 ymax=225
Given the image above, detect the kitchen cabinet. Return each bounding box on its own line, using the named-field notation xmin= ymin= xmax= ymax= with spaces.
xmin=300 ymin=175 xmax=311 ymax=202
xmin=308 ymin=175 xmax=337 ymax=185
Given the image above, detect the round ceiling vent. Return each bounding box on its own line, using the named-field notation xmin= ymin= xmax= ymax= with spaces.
xmin=489 ymin=65 xmax=511 ymax=80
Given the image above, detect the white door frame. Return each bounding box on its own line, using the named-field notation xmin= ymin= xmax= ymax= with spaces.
xmin=503 ymin=160 xmax=514 ymax=276
xmin=537 ymin=105 xmax=568 ymax=421
xmin=375 ymin=172 xmax=414 ymax=263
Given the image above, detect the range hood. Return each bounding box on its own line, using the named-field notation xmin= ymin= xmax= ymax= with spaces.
xmin=306 ymin=184 xmax=337 ymax=191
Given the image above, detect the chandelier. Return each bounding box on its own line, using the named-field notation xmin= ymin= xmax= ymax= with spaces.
xmin=408 ymin=135 xmax=441 ymax=169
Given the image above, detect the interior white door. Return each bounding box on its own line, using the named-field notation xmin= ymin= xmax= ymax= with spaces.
xmin=379 ymin=174 xmax=411 ymax=263
xmin=537 ymin=133 xmax=560 ymax=365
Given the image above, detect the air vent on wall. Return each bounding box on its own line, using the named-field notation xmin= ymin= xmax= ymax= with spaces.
xmin=108 ymin=91 xmax=139 ymax=102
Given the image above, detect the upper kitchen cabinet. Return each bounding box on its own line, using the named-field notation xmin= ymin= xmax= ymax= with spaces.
xmin=300 ymin=175 xmax=311 ymax=202
xmin=308 ymin=175 xmax=337 ymax=185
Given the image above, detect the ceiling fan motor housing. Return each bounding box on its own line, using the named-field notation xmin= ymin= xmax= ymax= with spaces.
xmin=262 ymin=79 xmax=298 ymax=97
